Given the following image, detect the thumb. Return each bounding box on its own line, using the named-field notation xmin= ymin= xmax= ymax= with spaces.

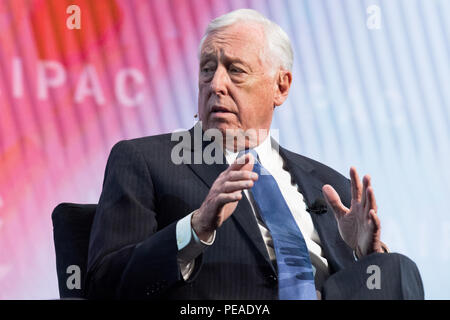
xmin=240 ymin=152 xmax=256 ymax=173
xmin=322 ymin=184 xmax=348 ymax=219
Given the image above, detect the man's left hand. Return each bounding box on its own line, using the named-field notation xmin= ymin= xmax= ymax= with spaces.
xmin=322 ymin=167 xmax=384 ymax=258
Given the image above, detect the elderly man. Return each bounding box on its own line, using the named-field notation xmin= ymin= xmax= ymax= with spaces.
xmin=86 ymin=9 xmax=423 ymax=300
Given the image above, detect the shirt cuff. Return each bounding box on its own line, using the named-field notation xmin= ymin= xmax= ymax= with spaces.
xmin=176 ymin=210 xmax=216 ymax=263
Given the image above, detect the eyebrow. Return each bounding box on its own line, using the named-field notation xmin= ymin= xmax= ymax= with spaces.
xmin=199 ymin=53 xmax=217 ymax=66
xmin=200 ymin=51 xmax=250 ymax=69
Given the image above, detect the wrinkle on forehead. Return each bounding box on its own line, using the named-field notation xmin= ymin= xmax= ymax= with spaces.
xmin=200 ymin=22 xmax=268 ymax=69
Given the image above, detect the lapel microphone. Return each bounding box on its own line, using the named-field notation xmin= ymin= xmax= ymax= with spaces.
xmin=306 ymin=199 xmax=328 ymax=214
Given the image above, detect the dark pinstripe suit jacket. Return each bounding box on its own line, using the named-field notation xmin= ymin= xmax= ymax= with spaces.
xmin=86 ymin=126 xmax=355 ymax=299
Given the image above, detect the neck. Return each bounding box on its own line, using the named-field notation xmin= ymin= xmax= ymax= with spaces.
xmin=220 ymin=129 xmax=270 ymax=153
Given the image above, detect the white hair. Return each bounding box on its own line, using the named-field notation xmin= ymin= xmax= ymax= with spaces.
xmin=198 ymin=9 xmax=294 ymax=73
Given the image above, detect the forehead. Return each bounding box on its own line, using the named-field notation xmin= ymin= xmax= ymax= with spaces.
xmin=200 ymin=23 xmax=266 ymax=63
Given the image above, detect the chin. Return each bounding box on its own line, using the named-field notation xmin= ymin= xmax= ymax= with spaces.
xmin=204 ymin=119 xmax=239 ymax=133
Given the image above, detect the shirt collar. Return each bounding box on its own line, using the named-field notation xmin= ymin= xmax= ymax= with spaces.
xmin=224 ymin=133 xmax=273 ymax=166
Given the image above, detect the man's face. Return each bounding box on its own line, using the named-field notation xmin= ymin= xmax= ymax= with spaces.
xmin=198 ymin=23 xmax=279 ymax=146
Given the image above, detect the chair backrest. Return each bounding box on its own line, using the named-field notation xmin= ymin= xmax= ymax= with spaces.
xmin=52 ymin=203 xmax=97 ymax=299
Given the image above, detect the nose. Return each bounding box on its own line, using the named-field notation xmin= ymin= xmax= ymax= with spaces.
xmin=210 ymin=65 xmax=229 ymax=96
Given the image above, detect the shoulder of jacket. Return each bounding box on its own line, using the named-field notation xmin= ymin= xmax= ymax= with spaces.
xmin=279 ymin=145 xmax=350 ymax=186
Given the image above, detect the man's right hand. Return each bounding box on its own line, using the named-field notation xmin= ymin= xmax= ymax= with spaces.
xmin=191 ymin=153 xmax=258 ymax=241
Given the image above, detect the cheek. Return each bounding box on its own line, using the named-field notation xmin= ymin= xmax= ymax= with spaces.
xmin=244 ymin=82 xmax=273 ymax=108
xmin=197 ymin=86 xmax=208 ymax=112
xmin=239 ymin=84 xmax=274 ymax=125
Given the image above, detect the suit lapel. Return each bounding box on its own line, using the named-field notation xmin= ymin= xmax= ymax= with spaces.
xmin=277 ymin=145 xmax=323 ymax=209
xmin=277 ymin=146 xmax=332 ymax=252
xmin=278 ymin=145 xmax=353 ymax=272
xmin=232 ymin=193 xmax=276 ymax=272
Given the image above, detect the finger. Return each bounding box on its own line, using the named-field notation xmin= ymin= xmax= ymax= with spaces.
xmin=322 ymin=184 xmax=349 ymax=219
xmin=239 ymin=152 xmax=256 ymax=173
xmin=365 ymin=186 xmax=377 ymax=213
xmin=222 ymin=180 xmax=254 ymax=193
xmin=369 ymin=209 xmax=383 ymax=253
xmin=227 ymin=170 xmax=258 ymax=182
xmin=370 ymin=209 xmax=381 ymax=232
xmin=231 ymin=152 xmax=256 ymax=169
xmin=350 ymin=167 xmax=362 ymax=203
xmin=361 ymin=175 xmax=371 ymax=208
xmin=216 ymin=190 xmax=243 ymax=205
xmin=218 ymin=154 xmax=253 ymax=183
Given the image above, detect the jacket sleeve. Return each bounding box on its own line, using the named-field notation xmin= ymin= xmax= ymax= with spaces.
xmin=85 ymin=140 xmax=201 ymax=299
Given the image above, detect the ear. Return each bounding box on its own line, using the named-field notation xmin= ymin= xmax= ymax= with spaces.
xmin=273 ymin=70 xmax=292 ymax=107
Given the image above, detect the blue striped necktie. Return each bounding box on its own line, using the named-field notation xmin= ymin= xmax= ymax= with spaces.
xmin=239 ymin=149 xmax=317 ymax=300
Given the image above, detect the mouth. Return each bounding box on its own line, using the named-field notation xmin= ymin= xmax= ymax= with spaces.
xmin=210 ymin=106 xmax=235 ymax=115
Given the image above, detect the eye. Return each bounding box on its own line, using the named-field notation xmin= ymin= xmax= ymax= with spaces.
xmin=201 ymin=62 xmax=216 ymax=74
xmin=229 ymin=65 xmax=243 ymax=73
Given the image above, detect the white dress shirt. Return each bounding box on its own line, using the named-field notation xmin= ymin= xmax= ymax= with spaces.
xmin=176 ymin=134 xmax=330 ymax=290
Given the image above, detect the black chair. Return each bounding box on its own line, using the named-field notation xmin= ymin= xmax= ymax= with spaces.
xmin=52 ymin=203 xmax=97 ymax=299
